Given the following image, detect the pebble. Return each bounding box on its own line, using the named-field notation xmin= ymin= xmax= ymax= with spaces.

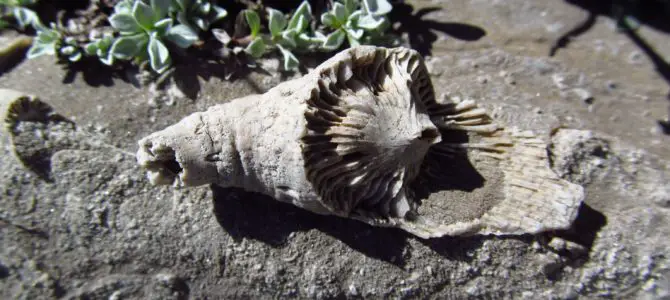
xmin=628 ymin=51 xmax=643 ymax=64
xmin=348 ymin=284 xmax=359 ymax=296
xmin=552 ymin=73 xmax=568 ymax=90
xmin=572 ymin=88 xmax=594 ymax=104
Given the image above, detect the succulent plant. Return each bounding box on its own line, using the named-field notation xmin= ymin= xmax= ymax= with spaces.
xmin=108 ymin=0 xmax=199 ymax=73
xmin=263 ymin=3 xmax=315 ymax=70
xmin=26 ymin=25 xmax=85 ymax=62
xmin=58 ymin=36 xmax=84 ymax=62
xmin=0 ymin=0 xmax=42 ymax=30
xmin=84 ymin=33 xmax=116 ymax=65
xmin=240 ymin=0 xmax=397 ymax=71
xmin=170 ymin=0 xmax=227 ymax=33
xmin=242 ymin=9 xmax=266 ymax=59
xmin=26 ymin=26 xmax=60 ymax=58
xmin=320 ymin=0 xmax=393 ymax=49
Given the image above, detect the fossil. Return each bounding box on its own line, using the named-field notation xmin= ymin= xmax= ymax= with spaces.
xmin=136 ymin=46 xmax=584 ymax=239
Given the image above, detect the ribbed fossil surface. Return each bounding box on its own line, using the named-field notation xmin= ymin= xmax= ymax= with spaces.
xmin=135 ymin=46 xmax=584 ymax=239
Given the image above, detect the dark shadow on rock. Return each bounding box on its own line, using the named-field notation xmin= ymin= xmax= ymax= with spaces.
xmin=0 ymin=37 xmax=32 ymax=76
xmin=61 ymin=58 xmax=133 ymax=87
xmin=211 ymin=185 xmax=410 ymax=267
xmin=6 ymin=97 xmax=75 ymax=182
xmin=552 ymin=1 xmax=670 ymax=126
xmin=389 ymin=3 xmax=486 ymax=56
xmin=411 ymin=130 xmax=485 ymax=199
xmin=0 ymin=263 xmax=8 ymax=279
xmin=0 ymin=217 xmax=49 ymax=239
xmin=552 ymin=0 xmax=670 ymax=57
xmin=547 ymin=203 xmax=607 ymax=258
xmin=548 ymin=11 xmax=597 ymax=57
xmin=210 ymin=127 xmax=489 ymax=264
xmin=168 ymin=41 xmax=272 ymax=100
xmin=419 ymin=235 xmax=489 ymax=263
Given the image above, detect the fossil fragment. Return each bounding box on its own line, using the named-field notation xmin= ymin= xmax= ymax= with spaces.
xmin=136 ymin=46 xmax=584 ymax=239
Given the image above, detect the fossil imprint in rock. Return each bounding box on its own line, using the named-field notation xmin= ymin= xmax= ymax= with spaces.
xmin=136 ymin=46 xmax=584 ymax=239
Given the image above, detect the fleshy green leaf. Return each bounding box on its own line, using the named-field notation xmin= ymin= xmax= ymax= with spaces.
xmin=277 ymin=44 xmax=299 ymax=71
xmin=244 ymin=10 xmax=261 ymax=38
xmin=267 ymin=8 xmax=287 ymax=38
xmin=109 ymin=13 xmax=141 ymax=33
xmin=320 ymin=12 xmax=336 ymax=28
xmin=344 ymin=0 xmax=356 ymax=16
xmin=287 ymin=1 xmax=311 ymax=32
xmin=357 ymin=13 xmax=385 ymax=30
xmin=280 ymin=29 xmax=298 ymax=48
xmin=298 ymin=32 xmax=325 ymax=45
xmin=195 ymin=18 xmax=207 ymax=30
xmin=132 ymin=1 xmax=155 ymax=29
xmin=114 ymin=0 xmax=133 ymax=14
xmin=347 ymin=33 xmax=360 ymax=47
xmin=13 ymin=7 xmax=42 ymax=30
xmin=84 ymin=42 xmax=98 ymax=55
xmin=36 ymin=29 xmax=60 ymax=44
xmin=174 ymin=0 xmax=188 ymax=11
xmin=333 ymin=3 xmax=347 ymax=24
xmin=346 ymin=27 xmax=363 ymax=40
xmin=60 ymin=45 xmax=76 ymax=55
xmin=362 ymin=0 xmax=393 ymax=16
xmin=110 ymin=35 xmax=143 ymax=59
xmin=165 ymin=24 xmax=198 ymax=48
xmin=153 ymin=18 xmax=173 ymax=35
xmin=100 ymin=53 xmax=115 ymax=65
xmin=244 ymin=37 xmax=266 ymax=58
xmin=98 ymin=36 xmax=113 ymax=51
xmin=199 ymin=2 xmax=211 ymax=14
xmin=322 ymin=29 xmax=345 ymax=51
xmin=291 ymin=15 xmax=306 ymax=34
xmin=347 ymin=10 xmax=363 ymax=25
xmin=27 ymin=42 xmax=55 ymax=59
xmin=212 ymin=28 xmax=232 ymax=45
xmin=68 ymin=51 xmax=82 ymax=62
xmin=151 ymin=0 xmax=171 ymax=19
xmin=148 ymin=33 xmax=171 ymax=73
xmin=212 ymin=5 xmax=228 ymax=20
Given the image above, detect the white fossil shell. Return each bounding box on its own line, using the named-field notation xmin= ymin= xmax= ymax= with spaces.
xmin=136 ymin=46 xmax=584 ymax=239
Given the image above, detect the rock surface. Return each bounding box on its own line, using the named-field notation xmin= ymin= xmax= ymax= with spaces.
xmin=1 ymin=0 xmax=670 ymax=299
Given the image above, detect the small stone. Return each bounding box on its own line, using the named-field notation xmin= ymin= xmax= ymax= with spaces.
xmin=605 ymin=80 xmax=618 ymax=91
xmin=628 ymin=51 xmax=643 ymax=64
xmin=552 ymin=73 xmax=568 ymax=90
xmin=572 ymin=88 xmax=594 ymax=104
xmin=348 ymin=284 xmax=359 ymax=296
xmin=538 ymin=253 xmax=564 ymax=277
xmin=548 ymin=237 xmax=567 ymax=252
xmin=651 ymin=189 xmax=670 ymax=208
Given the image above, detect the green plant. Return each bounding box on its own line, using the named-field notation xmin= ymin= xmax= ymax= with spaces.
xmin=26 ymin=26 xmax=59 ymax=58
xmin=0 ymin=0 xmax=42 ymax=30
xmin=320 ymin=0 xmax=393 ymax=49
xmin=26 ymin=25 xmax=83 ymax=62
xmin=24 ymin=0 xmax=398 ymax=77
xmin=241 ymin=0 xmax=396 ymax=71
xmin=171 ymin=0 xmax=227 ymax=33
xmin=106 ymin=0 xmax=199 ymax=73
xmin=84 ymin=33 xmax=116 ymax=65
